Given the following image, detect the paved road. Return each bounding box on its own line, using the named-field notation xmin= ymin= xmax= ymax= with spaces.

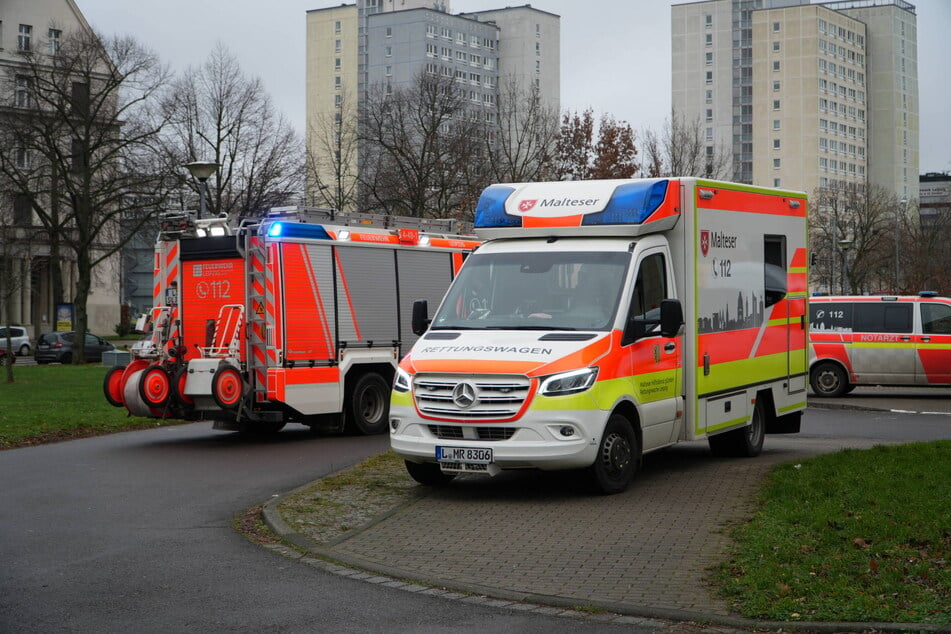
xmin=0 ymin=424 xmax=684 ymax=633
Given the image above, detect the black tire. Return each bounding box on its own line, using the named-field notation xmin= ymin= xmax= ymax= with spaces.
xmin=587 ymin=414 xmax=639 ymax=494
xmin=347 ymin=372 xmax=390 ymax=435
xmin=18 ymin=344 xmax=30 ymax=356
xmin=709 ymin=400 xmax=765 ymax=458
xmin=60 ymin=352 xmax=72 ymax=364
xmin=172 ymin=366 xmax=194 ymax=408
xmin=810 ymin=362 xmax=849 ymax=397
xmin=405 ymin=460 xmax=456 ymax=486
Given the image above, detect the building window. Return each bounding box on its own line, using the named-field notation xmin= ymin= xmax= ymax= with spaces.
xmin=773 ymin=178 xmax=781 ymax=187
xmin=334 ymin=20 xmax=341 ymax=35
xmin=773 ymin=21 xmax=780 ymax=33
xmin=773 ymin=99 xmax=780 ymax=110
xmin=535 ymin=23 xmax=540 ymax=36
xmin=705 ymin=89 xmax=713 ymax=103
xmin=334 ymin=94 xmax=342 ymax=107
xmin=705 ymin=52 xmax=713 ymax=65
xmin=773 ymin=80 xmax=780 ymax=91
xmin=773 ymin=61 xmax=780 ymax=72
xmin=48 ymin=28 xmax=62 ymax=55
xmin=334 ymin=57 xmax=341 ymax=71
xmin=426 ymin=24 xmax=437 ymax=38
xmin=772 ymin=41 xmax=780 ymax=52
xmin=705 ymin=33 xmax=712 ymax=46
xmin=385 ymin=27 xmax=392 ymax=38
xmin=819 ymin=19 xmax=827 ymax=34
xmin=819 ymin=138 xmax=828 ymax=150
xmin=773 ymin=139 xmax=781 ymax=150
xmin=385 ymin=66 xmax=392 ymax=77
xmin=705 ymin=14 xmax=712 ymax=27
xmin=334 ymin=76 xmax=341 ymax=89
xmin=705 ymin=70 xmax=713 ymax=84
xmin=773 ymin=158 xmax=781 ymax=169
xmin=18 ymin=24 xmax=32 ymax=51
xmin=706 ymin=127 xmax=713 ymax=141
xmin=15 ymin=75 xmax=31 ymax=108
xmin=773 ymin=119 xmax=780 ymax=130
xmin=705 ymin=108 xmax=712 ymax=122
xmin=535 ymin=42 xmax=540 ymax=55
xmin=334 ymin=39 xmax=341 ymax=53
xmin=15 ymin=147 xmax=30 ymax=169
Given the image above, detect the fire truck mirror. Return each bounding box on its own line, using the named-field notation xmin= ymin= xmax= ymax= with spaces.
xmin=412 ymin=300 xmax=430 ymax=336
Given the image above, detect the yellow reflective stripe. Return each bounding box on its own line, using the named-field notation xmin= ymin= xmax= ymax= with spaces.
xmin=706 ymin=415 xmax=749 ymax=433
xmin=530 ymin=370 xmax=681 ymax=412
xmin=696 ymin=352 xmax=789 ymax=394
xmin=390 ymin=391 xmax=413 ymax=407
xmin=779 ymin=401 xmax=806 ymax=414
xmin=917 ymin=343 xmax=951 ymax=350
xmin=850 ymin=342 xmax=913 ymax=350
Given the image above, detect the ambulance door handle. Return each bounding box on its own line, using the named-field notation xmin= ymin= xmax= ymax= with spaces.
xmin=921 ymin=336 xmax=931 ymax=342
xmin=900 ymin=336 xmax=911 ymax=342
xmin=664 ymin=342 xmax=676 ymax=353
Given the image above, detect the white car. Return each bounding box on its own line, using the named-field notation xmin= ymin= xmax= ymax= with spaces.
xmin=0 ymin=326 xmax=33 ymax=356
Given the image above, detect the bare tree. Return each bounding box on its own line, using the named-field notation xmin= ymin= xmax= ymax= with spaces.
xmin=484 ymin=78 xmax=559 ymax=183
xmin=0 ymin=28 xmax=171 ymax=363
xmin=640 ymin=111 xmax=731 ymax=179
xmin=809 ymin=182 xmax=898 ymax=294
xmin=896 ymin=199 xmax=951 ymax=294
xmin=306 ymin=87 xmax=359 ymax=213
xmin=159 ymin=43 xmax=303 ymax=220
xmin=359 ymin=71 xmax=482 ymax=218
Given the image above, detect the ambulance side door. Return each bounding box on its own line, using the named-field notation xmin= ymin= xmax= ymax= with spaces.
xmin=622 ymin=248 xmax=682 ymax=451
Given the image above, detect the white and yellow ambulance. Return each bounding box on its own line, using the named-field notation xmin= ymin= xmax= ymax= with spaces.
xmin=390 ymin=178 xmax=808 ymax=493
xmin=809 ymin=293 xmax=951 ymax=396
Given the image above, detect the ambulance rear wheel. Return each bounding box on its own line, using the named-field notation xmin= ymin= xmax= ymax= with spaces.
xmin=708 ymin=400 xmax=765 ymax=458
xmin=103 ymin=365 xmax=127 ymax=407
xmin=405 ymin=461 xmax=456 ymax=486
xmin=810 ymin=362 xmax=849 ymax=397
xmin=588 ymin=414 xmax=639 ymax=495
xmin=347 ymin=372 xmax=390 ymax=435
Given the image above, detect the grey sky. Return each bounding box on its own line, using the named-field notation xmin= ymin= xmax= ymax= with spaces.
xmin=76 ymin=0 xmax=950 ymax=175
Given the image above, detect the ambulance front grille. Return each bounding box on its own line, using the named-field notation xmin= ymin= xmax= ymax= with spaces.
xmin=427 ymin=425 xmax=517 ymax=441
xmin=414 ymin=374 xmax=530 ymax=420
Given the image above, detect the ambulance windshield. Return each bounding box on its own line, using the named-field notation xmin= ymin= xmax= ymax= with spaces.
xmin=431 ymin=251 xmax=630 ymax=331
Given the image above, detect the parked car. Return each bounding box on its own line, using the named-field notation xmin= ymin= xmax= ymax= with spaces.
xmin=35 ymin=331 xmax=115 ymax=364
xmin=0 ymin=326 xmax=33 ymax=356
xmin=0 ymin=347 xmax=15 ymax=364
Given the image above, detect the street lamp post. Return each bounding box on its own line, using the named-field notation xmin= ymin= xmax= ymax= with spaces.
xmin=895 ymin=197 xmax=907 ymax=293
xmin=184 ymin=161 xmax=220 ymax=219
xmin=838 ymin=238 xmax=853 ymax=294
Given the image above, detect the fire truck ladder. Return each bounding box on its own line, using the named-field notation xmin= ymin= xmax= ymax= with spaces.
xmin=243 ymin=226 xmax=270 ymax=403
xmin=200 ymin=304 xmax=244 ymax=359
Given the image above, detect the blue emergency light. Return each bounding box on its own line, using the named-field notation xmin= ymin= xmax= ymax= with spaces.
xmin=266 ymin=222 xmax=332 ymax=241
xmin=473 ymin=180 xmax=669 ymax=229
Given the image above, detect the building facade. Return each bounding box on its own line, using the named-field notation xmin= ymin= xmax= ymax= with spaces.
xmin=672 ymin=0 xmax=918 ymax=202
xmin=305 ymin=1 xmax=560 ymax=211
xmin=0 ymin=0 xmax=120 ymax=339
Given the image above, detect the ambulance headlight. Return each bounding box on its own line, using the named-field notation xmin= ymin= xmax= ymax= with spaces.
xmin=539 ymin=367 xmax=598 ymax=396
xmin=394 ymin=367 xmax=412 ymax=393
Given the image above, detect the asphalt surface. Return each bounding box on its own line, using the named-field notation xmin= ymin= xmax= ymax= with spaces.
xmin=262 ymin=391 xmax=951 ymax=632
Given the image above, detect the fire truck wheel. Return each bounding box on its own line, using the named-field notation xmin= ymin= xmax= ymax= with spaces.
xmin=347 ymin=372 xmax=390 ymax=435
xmin=588 ymin=414 xmax=639 ymax=495
xmin=810 ymin=362 xmax=849 ymax=397
xmin=103 ymin=365 xmax=127 ymax=407
xmin=708 ymin=400 xmax=765 ymax=458
xmin=404 ymin=460 xmax=456 ymax=486
xmin=138 ymin=365 xmax=171 ymax=408
xmin=172 ymin=366 xmax=194 ymax=407
xmin=212 ymin=366 xmax=244 ymax=410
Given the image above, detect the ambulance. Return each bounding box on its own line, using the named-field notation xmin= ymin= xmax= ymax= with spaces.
xmin=102 ymin=208 xmax=478 ymax=434
xmin=809 ymin=293 xmax=951 ymax=396
xmin=389 ymin=178 xmax=808 ymax=493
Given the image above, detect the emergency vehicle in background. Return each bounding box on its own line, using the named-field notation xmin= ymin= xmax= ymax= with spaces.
xmin=103 ymin=208 xmax=478 ymax=434
xmin=809 ymin=293 xmax=951 ymax=396
xmin=390 ymin=178 xmax=808 ymax=493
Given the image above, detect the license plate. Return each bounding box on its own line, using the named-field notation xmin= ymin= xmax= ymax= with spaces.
xmin=436 ymin=446 xmax=493 ymax=464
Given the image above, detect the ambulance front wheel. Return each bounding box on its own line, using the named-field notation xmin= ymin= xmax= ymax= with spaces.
xmin=405 ymin=461 xmax=456 ymax=486
xmin=810 ymin=362 xmax=849 ymax=397
xmin=347 ymin=372 xmax=390 ymax=435
xmin=588 ymin=414 xmax=639 ymax=495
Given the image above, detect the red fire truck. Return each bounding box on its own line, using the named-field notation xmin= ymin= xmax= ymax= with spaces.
xmin=103 ymin=208 xmax=478 ymax=434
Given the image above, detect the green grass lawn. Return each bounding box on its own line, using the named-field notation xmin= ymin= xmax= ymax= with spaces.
xmin=713 ymin=441 xmax=951 ymax=624
xmin=0 ymin=364 xmax=180 ymax=448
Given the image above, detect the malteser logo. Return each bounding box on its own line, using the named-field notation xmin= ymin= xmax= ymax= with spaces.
xmin=700 ymin=229 xmax=737 ymax=257
xmin=518 ymin=199 xmax=538 ymax=212
xmin=700 ymin=230 xmax=710 ymax=257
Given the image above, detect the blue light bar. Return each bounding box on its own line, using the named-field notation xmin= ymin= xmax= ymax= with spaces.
xmin=265 ymin=222 xmax=331 ymax=241
xmin=581 ymin=180 xmax=669 ymax=226
xmin=474 ymin=185 xmax=518 ymax=229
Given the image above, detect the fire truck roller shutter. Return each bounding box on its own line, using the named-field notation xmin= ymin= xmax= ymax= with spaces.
xmin=335 ymin=246 xmax=399 ymax=345
xmin=397 ymin=250 xmax=454 ymax=351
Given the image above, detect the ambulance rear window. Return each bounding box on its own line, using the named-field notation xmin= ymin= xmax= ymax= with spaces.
xmin=853 ymin=303 xmax=912 ymax=334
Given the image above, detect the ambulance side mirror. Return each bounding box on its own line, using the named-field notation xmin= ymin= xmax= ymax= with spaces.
xmin=412 ymin=300 xmax=430 ymax=336
xmin=659 ymin=299 xmax=684 ymax=338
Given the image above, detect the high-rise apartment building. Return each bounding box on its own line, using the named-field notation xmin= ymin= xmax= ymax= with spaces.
xmin=672 ymin=0 xmax=918 ymax=202
xmin=305 ymin=1 xmax=560 ymax=211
